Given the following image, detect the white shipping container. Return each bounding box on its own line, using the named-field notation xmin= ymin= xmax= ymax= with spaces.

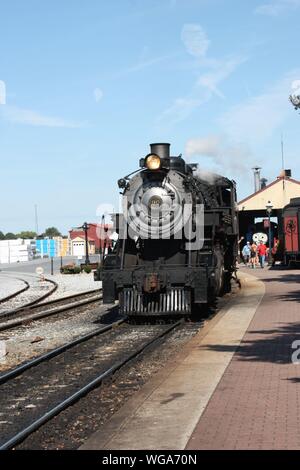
xmin=0 ymin=238 xmax=33 ymax=263
xmin=0 ymin=252 xmax=9 ymax=258
xmin=8 ymin=246 xmax=27 ymax=251
xmin=10 ymin=258 xmax=29 ymax=263
xmin=8 ymin=240 xmax=23 ymax=247
xmin=0 ymin=240 xmax=23 ymax=247
xmin=9 ymin=248 xmax=29 ymax=254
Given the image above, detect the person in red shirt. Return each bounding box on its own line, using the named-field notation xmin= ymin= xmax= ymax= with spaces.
xmin=257 ymin=241 xmax=268 ymax=268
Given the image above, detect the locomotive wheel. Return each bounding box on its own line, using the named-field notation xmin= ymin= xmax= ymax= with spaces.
xmin=222 ymin=271 xmax=232 ymax=294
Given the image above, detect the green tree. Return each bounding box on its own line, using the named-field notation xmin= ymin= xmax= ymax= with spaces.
xmin=16 ymin=231 xmax=37 ymax=239
xmin=0 ymin=231 xmax=5 ymax=240
xmin=44 ymin=227 xmax=62 ymax=238
xmin=5 ymin=232 xmax=17 ymax=240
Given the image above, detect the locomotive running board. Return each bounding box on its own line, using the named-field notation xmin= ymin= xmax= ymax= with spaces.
xmin=119 ymin=288 xmax=191 ymax=316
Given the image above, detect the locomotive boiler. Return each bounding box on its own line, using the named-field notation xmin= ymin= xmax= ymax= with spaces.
xmin=95 ymin=143 xmax=239 ymax=318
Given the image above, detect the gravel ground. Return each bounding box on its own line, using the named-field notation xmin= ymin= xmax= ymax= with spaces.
xmin=0 ymin=271 xmax=101 ymax=307
xmin=0 ymin=272 xmax=102 ymax=302
xmin=16 ymin=323 xmax=203 ymax=450
xmin=0 ymin=275 xmax=55 ymax=314
xmin=39 ymin=273 xmax=102 ymax=303
xmin=0 ymin=302 xmax=112 ymax=373
xmin=0 ymin=280 xmax=239 ymax=449
xmin=0 ymin=276 xmax=26 ymax=301
xmin=1 ymin=322 xmax=170 ymax=446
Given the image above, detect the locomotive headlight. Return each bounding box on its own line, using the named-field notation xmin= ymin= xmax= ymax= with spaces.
xmin=145 ymin=154 xmax=161 ymax=170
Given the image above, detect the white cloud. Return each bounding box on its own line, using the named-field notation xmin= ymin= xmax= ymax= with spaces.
xmin=157 ymin=25 xmax=247 ymax=127
xmin=218 ymin=70 xmax=300 ymax=143
xmin=115 ymin=53 xmax=178 ymax=79
xmin=94 ymin=88 xmax=103 ymax=103
xmin=197 ymin=56 xmax=247 ymax=98
xmin=255 ymin=0 xmax=300 ymax=16
xmin=157 ymin=97 xmax=209 ymax=125
xmin=0 ymin=80 xmax=6 ymax=105
xmin=1 ymin=105 xmax=83 ymax=128
xmin=181 ymin=24 xmax=210 ymax=58
xmin=157 ymin=56 xmax=246 ymax=126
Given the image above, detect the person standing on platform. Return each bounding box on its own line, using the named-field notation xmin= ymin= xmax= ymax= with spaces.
xmin=250 ymin=242 xmax=257 ymax=268
xmin=242 ymin=242 xmax=251 ymax=266
xmin=271 ymin=239 xmax=279 ymax=266
xmin=257 ymin=241 xmax=267 ymax=268
xmin=238 ymin=236 xmax=245 ymax=264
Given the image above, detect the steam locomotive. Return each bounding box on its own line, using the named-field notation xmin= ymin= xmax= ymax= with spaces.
xmin=95 ymin=143 xmax=238 ymax=318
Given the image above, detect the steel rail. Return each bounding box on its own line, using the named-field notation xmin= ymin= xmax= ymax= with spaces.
xmin=0 ymin=277 xmax=58 ymax=319
xmin=0 ymin=293 xmax=103 ymax=332
xmin=0 ymin=319 xmax=182 ymax=450
xmin=10 ymin=288 xmax=101 ymax=313
xmin=0 ymin=317 xmax=126 ymax=385
xmin=0 ymin=277 xmax=30 ymax=304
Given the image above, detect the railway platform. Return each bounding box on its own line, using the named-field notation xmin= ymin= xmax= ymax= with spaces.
xmin=80 ymin=266 xmax=300 ymax=450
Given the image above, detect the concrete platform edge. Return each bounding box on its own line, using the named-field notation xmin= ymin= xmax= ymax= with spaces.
xmin=79 ymin=272 xmax=265 ymax=450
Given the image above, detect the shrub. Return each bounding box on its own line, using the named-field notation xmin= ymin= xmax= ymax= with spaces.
xmin=84 ymin=265 xmax=92 ymax=274
xmin=60 ymin=264 xmax=81 ymax=274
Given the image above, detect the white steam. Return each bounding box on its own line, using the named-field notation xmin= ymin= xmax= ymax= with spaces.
xmin=185 ymin=134 xmax=252 ymax=179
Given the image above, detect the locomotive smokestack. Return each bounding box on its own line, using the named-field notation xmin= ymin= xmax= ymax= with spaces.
xmin=150 ymin=143 xmax=170 ymax=160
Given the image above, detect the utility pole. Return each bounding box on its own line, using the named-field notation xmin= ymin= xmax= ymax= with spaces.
xmin=82 ymin=222 xmax=90 ymax=265
xmin=34 ymin=204 xmax=39 ymax=235
xmin=266 ymin=201 xmax=273 ymax=265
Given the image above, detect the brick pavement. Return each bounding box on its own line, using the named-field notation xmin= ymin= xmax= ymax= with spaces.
xmin=186 ymin=266 xmax=300 ymax=450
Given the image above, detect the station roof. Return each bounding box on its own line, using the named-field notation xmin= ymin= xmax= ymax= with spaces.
xmin=71 ymin=236 xmax=95 ymax=243
xmin=238 ymin=176 xmax=300 ymax=212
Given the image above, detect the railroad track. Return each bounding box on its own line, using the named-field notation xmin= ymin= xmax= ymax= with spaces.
xmin=0 ymin=273 xmax=58 ymax=315
xmin=0 ymin=289 xmax=103 ymax=332
xmin=0 ymin=318 xmax=182 ymax=449
xmin=0 ymin=276 xmax=30 ymax=304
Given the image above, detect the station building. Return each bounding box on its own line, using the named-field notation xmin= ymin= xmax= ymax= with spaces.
xmin=69 ymin=223 xmax=112 ymax=257
xmin=238 ymin=169 xmax=300 ymax=245
xmin=70 ymin=236 xmax=96 ymax=257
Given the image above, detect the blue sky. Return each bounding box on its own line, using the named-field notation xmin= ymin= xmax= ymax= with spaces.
xmin=1 ymin=0 xmax=300 ymax=234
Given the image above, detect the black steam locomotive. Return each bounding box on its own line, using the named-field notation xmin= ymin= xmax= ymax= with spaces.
xmin=95 ymin=143 xmax=238 ymax=318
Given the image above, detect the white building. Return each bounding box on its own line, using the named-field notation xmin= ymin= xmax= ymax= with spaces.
xmin=0 ymin=239 xmax=33 ymax=264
